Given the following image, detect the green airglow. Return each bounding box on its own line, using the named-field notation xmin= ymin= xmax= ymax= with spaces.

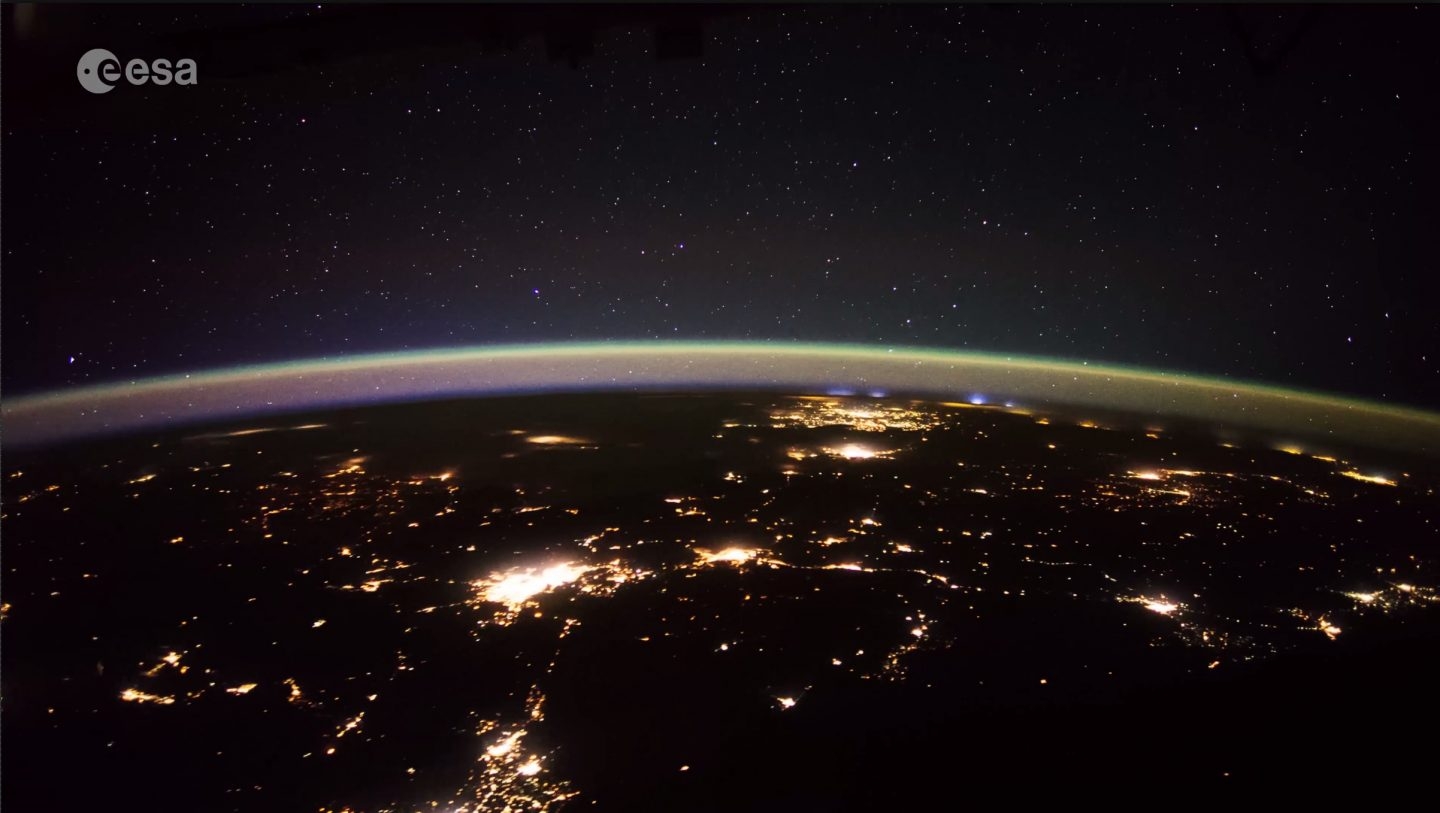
xmin=6 ymin=341 xmax=1440 ymax=452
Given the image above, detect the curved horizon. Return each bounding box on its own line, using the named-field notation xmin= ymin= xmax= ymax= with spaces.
xmin=6 ymin=341 xmax=1440 ymax=453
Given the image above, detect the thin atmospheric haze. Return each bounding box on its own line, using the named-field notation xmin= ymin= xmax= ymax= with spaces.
xmin=3 ymin=4 xmax=1439 ymax=407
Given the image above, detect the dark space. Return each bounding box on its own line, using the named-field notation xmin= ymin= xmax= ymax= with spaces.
xmin=5 ymin=5 xmax=1439 ymax=404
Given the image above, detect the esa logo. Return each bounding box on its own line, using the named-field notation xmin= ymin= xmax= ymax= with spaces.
xmin=77 ymin=48 xmax=198 ymax=94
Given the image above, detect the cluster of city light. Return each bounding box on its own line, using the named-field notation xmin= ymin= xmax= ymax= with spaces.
xmin=143 ymin=650 xmax=187 ymax=677
xmin=693 ymin=547 xmax=762 ymax=566
xmin=240 ymin=452 xmax=464 ymax=539
xmin=822 ymin=443 xmax=895 ymax=461
xmin=1338 ymin=470 xmax=1396 ymax=487
xmin=470 ymin=559 xmax=655 ymax=625
xmin=1116 ymin=593 xmax=1184 ymax=616
xmin=1142 ymin=598 xmax=1179 ymax=615
xmin=477 ymin=563 xmax=590 ymax=611
xmin=436 ymin=677 xmax=573 ymax=810
xmin=1285 ymin=607 xmax=1344 ymax=640
xmin=1268 ymin=448 xmax=1402 ymax=488
xmin=1116 ymin=470 xmax=1203 ymax=502
xmin=1116 ymin=593 xmax=1287 ymax=663
xmin=1343 ymin=583 xmax=1440 ymax=611
xmin=120 ymin=688 xmax=176 ymax=705
xmin=442 ymin=724 xmax=576 ymax=813
xmin=525 ymin=434 xmax=591 ymax=446
xmin=870 ymin=633 xmax=925 ymax=681
xmin=283 ymin=678 xmax=306 ymax=705
xmin=765 ymin=398 xmax=948 ymax=432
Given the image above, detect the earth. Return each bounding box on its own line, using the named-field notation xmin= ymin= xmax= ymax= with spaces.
xmin=5 ymin=391 xmax=1440 ymax=809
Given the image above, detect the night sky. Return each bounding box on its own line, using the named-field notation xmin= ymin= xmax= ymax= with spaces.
xmin=4 ymin=4 xmax=1439 ymax=408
